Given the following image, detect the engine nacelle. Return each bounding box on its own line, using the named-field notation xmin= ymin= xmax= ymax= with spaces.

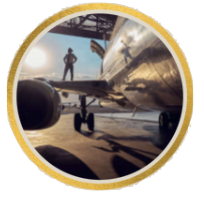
xmin=17 ymin=80 xmax=61 ymax=130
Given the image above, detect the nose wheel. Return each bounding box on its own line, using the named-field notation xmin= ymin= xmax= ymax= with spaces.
xmin=74 ymin=96 xmax=95 ymax=131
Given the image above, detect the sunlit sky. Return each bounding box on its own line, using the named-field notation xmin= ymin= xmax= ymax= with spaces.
xmin=20 ymin=33 xmax=105 ymax=81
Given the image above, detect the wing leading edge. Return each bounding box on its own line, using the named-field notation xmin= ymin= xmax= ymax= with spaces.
xmin=47 ymin=79 xmax=125 ymax=101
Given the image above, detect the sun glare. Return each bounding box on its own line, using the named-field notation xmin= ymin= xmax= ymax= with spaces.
xmin=25 ymin=47 xmax=47 ymax=68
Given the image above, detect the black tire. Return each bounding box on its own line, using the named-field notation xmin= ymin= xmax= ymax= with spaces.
xmin=74 ymin=113 xmax=82 ymax=131
xmin=87 ymin=113 xmax=94 ymax=131
xmin=159 ymin=112 xmax=170 ymax=130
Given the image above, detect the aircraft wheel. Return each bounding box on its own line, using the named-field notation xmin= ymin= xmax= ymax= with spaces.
xmin=87 ymin=113 xmax=94 ymax=131
xmin=74 ymin=113 xmax=82 ymax=131
xmin=159 ymin=112 xmax=170 ymax=130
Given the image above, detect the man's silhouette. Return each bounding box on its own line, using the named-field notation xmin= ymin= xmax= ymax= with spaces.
xmin=63 ymin=48 xmax=77 ymax=81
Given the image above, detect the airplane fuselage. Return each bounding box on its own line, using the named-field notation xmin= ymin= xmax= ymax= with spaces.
xmin=99 ymin=17 xmax=183 ymax=113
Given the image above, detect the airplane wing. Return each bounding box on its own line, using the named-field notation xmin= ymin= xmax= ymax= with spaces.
xmin=45 ymin=79 xmax=126 ymax=102
xmin=61 ymin=104 xmax=133 ymax=114
xmin=34 ymin=78 xmax=138 ymax=114
xmin=62 ymin=104 xmax=149 ymax=115
xmin=35 ymin=78 xmax=144 ymax=112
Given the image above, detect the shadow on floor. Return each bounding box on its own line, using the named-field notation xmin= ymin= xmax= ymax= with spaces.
xmin=74 ymin=124 xmax=176 ymax=178
xmin=35 ymin=145 xmax=99 ymax=180
xmin=112 ymin=155 xmax=140 ymax=177
xmin=78 ymin=129 xmax=156 ymax=142
xmin=93 ymin=139 xmax=154 ymax=165
xmin=143 ymin=125 xmax=176 ymax=149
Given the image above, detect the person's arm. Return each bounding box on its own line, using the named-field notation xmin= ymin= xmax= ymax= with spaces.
xmin=73 ymin=54 xmax=77 ymax=63
xmin=63 ymin=54 xmax=67 ymax=64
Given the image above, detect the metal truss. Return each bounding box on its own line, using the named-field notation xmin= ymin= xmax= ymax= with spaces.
xmin=49 ymin=14 xmax=117 ymax=40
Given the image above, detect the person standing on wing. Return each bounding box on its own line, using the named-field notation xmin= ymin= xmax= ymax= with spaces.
xmin=62 ymin=48 xmax=77 ymax=81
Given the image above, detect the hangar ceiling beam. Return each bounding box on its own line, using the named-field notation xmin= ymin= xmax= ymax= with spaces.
xmin=49 ymin=14 xmax=117 ymax=41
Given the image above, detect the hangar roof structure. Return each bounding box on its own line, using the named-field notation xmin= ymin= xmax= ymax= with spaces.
xmin=49 ymin=14 xmax=118 ymax=40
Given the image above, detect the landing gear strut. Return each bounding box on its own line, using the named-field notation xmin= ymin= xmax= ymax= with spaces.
xmin=74 ymin=96 xmax=95 ymax=131
xmin=159 ymin=112 xmax=181 ymax=130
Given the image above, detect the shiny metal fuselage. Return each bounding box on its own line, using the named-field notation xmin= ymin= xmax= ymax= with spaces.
xmin=98 ymin=17 xmax=183 ymax=112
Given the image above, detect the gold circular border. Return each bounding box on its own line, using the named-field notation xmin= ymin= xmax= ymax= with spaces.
xmin=7 ymin=3 xmax=193 ymax=190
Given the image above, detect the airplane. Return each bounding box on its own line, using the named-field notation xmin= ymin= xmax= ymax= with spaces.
xmin=17 ymin=16 xmax=183 ymax=132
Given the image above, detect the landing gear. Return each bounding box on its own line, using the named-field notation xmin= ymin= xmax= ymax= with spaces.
xmin=87 ymin=113 xmax=94 ymax=131
xmin=159 ymin=112 xmax=181 ymax=130
xmin=73 ymin=96 xmax=95 ymax=131
xmin=74 ymin=113 xmax=82 ymax=131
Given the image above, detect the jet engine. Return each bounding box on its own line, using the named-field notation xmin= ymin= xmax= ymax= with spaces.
xmin=17 ymin=80 xmax=61 ymax=130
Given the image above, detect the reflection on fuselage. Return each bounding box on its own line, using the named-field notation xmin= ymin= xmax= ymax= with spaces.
xmin=99 ymin=17 xmax=182 ymax=112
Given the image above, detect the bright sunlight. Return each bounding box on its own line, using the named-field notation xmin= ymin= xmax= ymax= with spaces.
xmin=25 ymin=47 xmax=47 ymax=68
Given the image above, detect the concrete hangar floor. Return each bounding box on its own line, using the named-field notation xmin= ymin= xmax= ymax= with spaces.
xmin=25 ymin=112 xmax=176 ymax=180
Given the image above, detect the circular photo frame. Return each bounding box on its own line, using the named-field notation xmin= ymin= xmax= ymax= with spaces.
xmin=7 ymin=3 xmax=193 ymax=190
